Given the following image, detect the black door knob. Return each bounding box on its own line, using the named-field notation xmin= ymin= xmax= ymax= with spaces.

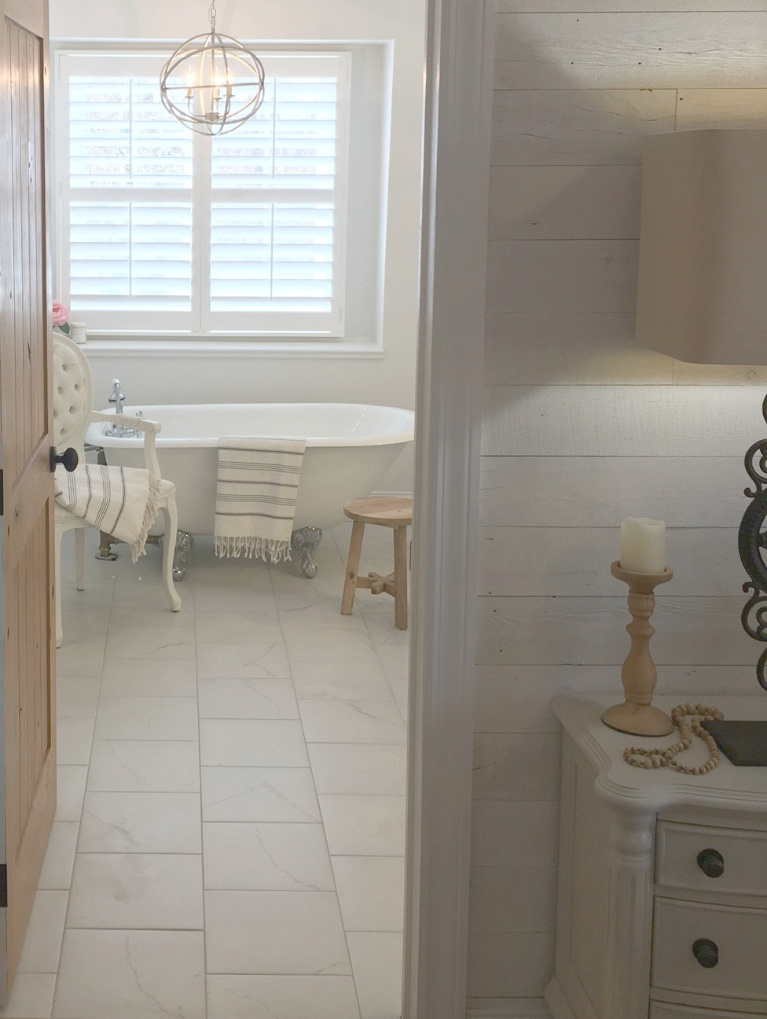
xmin=692 ymin=938 xmax=719 ymax=968
xmin=696 ymin=848 xmax=725 ymax=878
xmin=50 ymin=447 xmax=78 ymax=473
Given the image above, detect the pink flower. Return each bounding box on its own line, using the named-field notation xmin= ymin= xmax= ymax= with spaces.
xmin=52 ymin=300 xmax=69 ymax=327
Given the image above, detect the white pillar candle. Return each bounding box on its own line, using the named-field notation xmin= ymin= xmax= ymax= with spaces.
xmin=619 ymin=517 xmax=666 ymax=574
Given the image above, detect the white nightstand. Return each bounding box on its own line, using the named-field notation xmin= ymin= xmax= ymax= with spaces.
xmin=545 ymin=695 xmax=767 ymax=1019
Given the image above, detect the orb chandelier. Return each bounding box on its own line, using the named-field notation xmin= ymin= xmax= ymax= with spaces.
xmin=159 ymin=1 xmax=266 ymax=137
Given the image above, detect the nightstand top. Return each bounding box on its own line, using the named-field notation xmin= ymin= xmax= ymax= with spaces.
xmin=554 ymin=695 xmax=767 ymax=816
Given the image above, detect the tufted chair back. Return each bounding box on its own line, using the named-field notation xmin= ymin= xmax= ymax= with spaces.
xmin=53 ymin=332 xmax=93 ymax=457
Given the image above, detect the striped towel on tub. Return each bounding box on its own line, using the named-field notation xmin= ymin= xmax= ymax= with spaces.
xmin=214 ymin=437 xmax=307 ymax=563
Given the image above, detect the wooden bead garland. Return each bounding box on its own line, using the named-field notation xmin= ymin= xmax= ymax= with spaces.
xmin=623 ymin=704 xmax=724 ymax=775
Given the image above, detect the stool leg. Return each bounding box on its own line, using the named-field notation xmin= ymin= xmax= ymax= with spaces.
xmin=393 ymin=524 xmax=408 ymax=630
xmin=341 ymin=520 xmax=365 ymax=615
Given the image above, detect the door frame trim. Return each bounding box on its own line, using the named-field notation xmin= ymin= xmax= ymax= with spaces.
xmin=405 ymin=1 xmax=494 ymax=1016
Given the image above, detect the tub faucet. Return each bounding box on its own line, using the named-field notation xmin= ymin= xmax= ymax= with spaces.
xmin=103 ymin=379 xmax=135 ymax=437
xmin=109 ymin=378 xmax=125 ymax=416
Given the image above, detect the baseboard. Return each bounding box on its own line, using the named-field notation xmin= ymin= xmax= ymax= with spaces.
xmin=466 ymin=998 xmax=552 ymax=1019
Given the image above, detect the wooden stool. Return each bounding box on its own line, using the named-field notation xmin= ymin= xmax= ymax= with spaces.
xmin=341 ymin=496 xmax=413 ymax=630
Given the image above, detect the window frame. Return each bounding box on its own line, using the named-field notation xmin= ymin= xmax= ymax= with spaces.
xmin=54 ymin=48 xmax=358 ymax=341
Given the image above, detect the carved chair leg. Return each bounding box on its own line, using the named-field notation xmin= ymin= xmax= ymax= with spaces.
xmin=160 ymin=492 xmax=182 ymax=611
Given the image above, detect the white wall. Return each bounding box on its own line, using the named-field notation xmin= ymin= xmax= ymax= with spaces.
xmin=470 ymin=2 xmax=767 ymax=1012
xmin=49 ymin=0 xmax=425 ymax=493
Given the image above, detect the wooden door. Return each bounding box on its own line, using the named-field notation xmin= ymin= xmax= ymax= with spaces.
xmin=0 ymin=0 xmax=54 ymax=995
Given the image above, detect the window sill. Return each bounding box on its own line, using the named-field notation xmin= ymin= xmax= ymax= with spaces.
xmin=80 ymin=337 xmax=385 ymax=359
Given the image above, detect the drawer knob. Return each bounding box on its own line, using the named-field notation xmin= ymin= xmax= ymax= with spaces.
xmin=696 ymin=848 xmax=724 ymax=878
xmin=692 ymin=938 xmax=719 ymax=968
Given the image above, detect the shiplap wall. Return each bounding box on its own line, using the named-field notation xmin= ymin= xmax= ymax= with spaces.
xmin=469 ymin=3 xmax=767 ymax=1014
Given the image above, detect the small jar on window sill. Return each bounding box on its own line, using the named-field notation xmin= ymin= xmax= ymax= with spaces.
xmin=69 ymin=322 xmax=87 ymax=344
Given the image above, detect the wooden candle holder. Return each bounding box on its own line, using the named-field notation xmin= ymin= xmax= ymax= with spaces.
xmin=601 ymin=561 xmax=675 ymax=737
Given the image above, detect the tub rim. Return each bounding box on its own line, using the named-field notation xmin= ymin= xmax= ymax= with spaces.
xmin=84 ymin=401 xmax=415 ymax=449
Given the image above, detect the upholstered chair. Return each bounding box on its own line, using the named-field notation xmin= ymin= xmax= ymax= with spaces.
xmin=52 ymin=332 xmax=181 ymax=646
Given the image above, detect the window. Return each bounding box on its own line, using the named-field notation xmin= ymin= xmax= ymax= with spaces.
xmin=55 ymin=50 xmax=362 ymax=339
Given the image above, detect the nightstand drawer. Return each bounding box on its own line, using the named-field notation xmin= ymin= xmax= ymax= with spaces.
xmin=652 ymin=897 xmax=767 ymax=1000
xmin=656 ymin=821 xmax=767 ymax=896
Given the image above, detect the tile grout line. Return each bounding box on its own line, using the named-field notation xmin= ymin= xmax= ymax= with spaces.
xmin=50 ymin=531 xmax=114 ymax=1019
xmin=190 ymin=555 xmax=208 ymax=1019
xmin=273 ymin=551 xmax=365 ymax=1019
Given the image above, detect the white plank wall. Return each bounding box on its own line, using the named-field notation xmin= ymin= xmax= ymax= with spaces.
xmin=480 ymin=457 xmax=749 ymax=527
xmin=494 ymin=13 xmax=767 ymax=89
xmin=468 ymin=3 xmax=767 ymax=1013
xmin=479 ymin=528 xmax=750 ymax=596
xmin=490 ymin=89 xmax=676 ymax=165
xmin=482 ymin=386 xmax=767 ymax=456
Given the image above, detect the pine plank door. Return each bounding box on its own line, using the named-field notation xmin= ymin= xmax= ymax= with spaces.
xmin=0 ymin=0 xmax=55 ymax=995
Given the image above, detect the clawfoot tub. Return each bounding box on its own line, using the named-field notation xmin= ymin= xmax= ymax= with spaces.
xmin=85 ymin=403 xmax=415 ymax=578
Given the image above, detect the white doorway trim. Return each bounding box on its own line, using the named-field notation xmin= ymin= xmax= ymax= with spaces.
xmin=405 ymin=1 xmax=495 ymax=1017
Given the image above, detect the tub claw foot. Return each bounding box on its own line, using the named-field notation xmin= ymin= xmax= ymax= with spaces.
xmin=291 ymin=527 xmax=323 ymax=578
xmin=172 ymin=531 xmax=194 ymax=581
xmin=95 ymin=530 xmax=118 ymax=561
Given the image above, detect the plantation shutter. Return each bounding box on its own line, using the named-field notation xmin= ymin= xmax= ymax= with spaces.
xmin=57 ymin=51 xmax=349 ymax=336
xmin=205 ymin=56 xmax=346 ymax=332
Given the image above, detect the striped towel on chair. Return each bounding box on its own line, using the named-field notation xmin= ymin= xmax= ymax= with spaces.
xmin=54 ymin=463 xmax=161 ymax=562
xmin=214 ymin=437 xmax=307 ymax=563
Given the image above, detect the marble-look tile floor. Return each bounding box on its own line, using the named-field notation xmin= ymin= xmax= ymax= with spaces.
xmin=1 ymin=524 xmax=409 ymax=1019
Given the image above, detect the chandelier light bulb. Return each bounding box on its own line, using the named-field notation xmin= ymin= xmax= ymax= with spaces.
xmin=159 ymin=0 xmax=266 ymax=136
